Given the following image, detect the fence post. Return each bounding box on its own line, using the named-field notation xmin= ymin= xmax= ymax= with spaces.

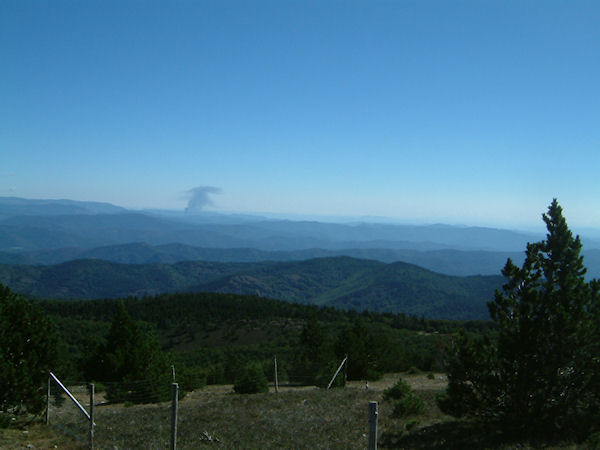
xmin=344 ymin=353 xmax=348 ymax=384
xmin=274 ymin=356 xmax=279 ymax=393
xmin=171 ymin=383 xmax=179 ymax=450
xmin=46 ymin=375 xmax=51 ymax=426
xmin=89 ymin=383 xmax=94 ymax=450
xmin=368 ymin=401 xmax=378 ymax=450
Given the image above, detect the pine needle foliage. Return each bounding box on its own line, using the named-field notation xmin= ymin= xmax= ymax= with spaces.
xmin=438 ymin=200 xmax=600 ymax=438
xmin=0 ymin=284 xmax=58 ymax=415
xmin=84 ymin=302 xmax=171 ymax=403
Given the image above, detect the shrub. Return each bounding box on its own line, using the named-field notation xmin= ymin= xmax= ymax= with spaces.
xmin=0 ymin=413 xmax=12 ymax=429
xmin=383 ymin=377 xmax=427 ymax=419
xmin=405 ymin=419 xmax=420 ymax=431
xmin=585 ymin=432 xmax=600 ymax=448
xmin=392 ymin=394 xmax=426 ymax=418
xmin=406 ymin=366 xmax=421 ymax=375
xmin=382 ymin=378 xmax=411 ymax=401
xmin=234 ymin=362 xmax=268 ymax=394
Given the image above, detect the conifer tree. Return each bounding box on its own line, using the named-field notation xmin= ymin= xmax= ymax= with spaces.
xmin=438 ymin=200 xmax=600 ymax=437
xmin=86 ymin=302 xmax=170 ymax=403
xmin=334 ymin=319 xmax=382 ymax=380
xmin=300 ymin=314 xmax=328 ymax=365
xmin=0 ymin=284 xmax=58 ymax=414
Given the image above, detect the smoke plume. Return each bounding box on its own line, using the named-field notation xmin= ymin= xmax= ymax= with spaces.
xmin=185 ymin=186 xmax=222 ymax=212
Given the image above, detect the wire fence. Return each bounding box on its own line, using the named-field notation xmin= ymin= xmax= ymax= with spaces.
xmin=47 ymin=381 xmax=90 ymax=446
xmin=46 ymin=357 xmax=377 ymax=449
xmin=48 ymin=378 xmax=174 ymax=448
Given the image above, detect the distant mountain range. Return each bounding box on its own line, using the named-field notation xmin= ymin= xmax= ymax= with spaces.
xmin=0 ymin=257 xmax=503 ymax=320
xmin=0 ymin=197 xmax=546 ymax=253
xmin=0 ymin=196 xmax=127 ymax=219
xmin=2 ymin=197 xmax=599 ymax=320
xmin=1 ymin=197 xmax=599 ymax=278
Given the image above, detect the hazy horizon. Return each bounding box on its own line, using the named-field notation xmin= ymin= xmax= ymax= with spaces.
xmin=2 ymin=1 xmax=599 ymax=229
xmin=4 ymin=194 xmax=599 ymax=238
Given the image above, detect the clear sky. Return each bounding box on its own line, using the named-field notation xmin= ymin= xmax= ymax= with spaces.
xmin=2 ymin=0 xmax=599 ymax=228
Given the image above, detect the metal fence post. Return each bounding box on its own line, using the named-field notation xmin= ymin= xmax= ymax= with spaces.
xmin=46 ymin=375 xmax=51 ymax=426
xmin=274 ymin=356 xmax=279 ymax=393
xmin=89 ymin=383 xmax=94 ymax=450
xmin=368 ymin=401 xmax=378 ymax=450
xmin=171 ymin=383 xmax=179 ymax=450
xmin=344 ymin=354 xmax=348 ymax=384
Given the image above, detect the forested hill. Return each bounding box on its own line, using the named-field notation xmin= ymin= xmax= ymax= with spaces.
xmin=0 ymin=242 xmax=526 ymax=277
xmin=0 ymin=256 xmax=503 ymax=319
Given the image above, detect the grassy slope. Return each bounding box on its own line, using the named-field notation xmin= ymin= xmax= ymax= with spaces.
xmin=39 ymin=374 xmax=447 ymax=449
xmin=35 ymin=374 xmax=578 ymax=449
xmin=0 ymin=421 xmax=80 ymax=449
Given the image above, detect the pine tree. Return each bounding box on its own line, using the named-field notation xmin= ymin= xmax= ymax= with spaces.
xmin=438 ymin=200 xmax=600 ymax=437
xmin=0 ymin=284 xmax=59 ymax=415
xmin=86 ymin=302 xmax=170 ymax=403
xmin=334 ymin=319 xmax=382 ymax=380
xmin=293 ymin=314 xmax=330 ymax=384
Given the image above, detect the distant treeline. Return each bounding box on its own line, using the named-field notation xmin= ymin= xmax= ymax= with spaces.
xmin=39 ymin=291 xmax=494 ymax=384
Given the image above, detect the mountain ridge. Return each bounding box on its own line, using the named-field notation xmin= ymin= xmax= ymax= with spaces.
xmin=0 ymin=256 xmax=503 ymax=320
xmin=2 ymin=242 xmax=599 ymax=279
xmin=1 ymin=197 xmax=549 ymax=253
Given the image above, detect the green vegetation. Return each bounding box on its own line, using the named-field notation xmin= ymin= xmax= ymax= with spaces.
xmin=36 ymin=291 xmax=492 ymax=388
xmin=383 ymin=378 xmax=426 ymax=418
xmin=83 ymin=303 xmax=171 ymax=403
xmin=0 ymin=284 xmax=58 ymax=416
xmin=439 ymin=200 xmax=600 ymax=440
xmin=0 ymin=256 xmax=503 ymax=319
xmin=40 ymin=374 xmax=448 ymax=449
xmin=382 ymin=378 xmax=411 ymax=401
xmin=4 ymin=199 xmax=599 ymax=447
xmin=392 ymin=394 xmax=426 ymax=418
xmin=334 ymin=319 xmax=383 ymax=380
xmin=4 ymin=202 xmax=598 ymax=448
xmin=233 ymin=361 xmax=269 ymax=394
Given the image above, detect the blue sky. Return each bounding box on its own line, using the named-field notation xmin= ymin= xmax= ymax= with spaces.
xmin=2 ymin=1 xmax=599 ymax=228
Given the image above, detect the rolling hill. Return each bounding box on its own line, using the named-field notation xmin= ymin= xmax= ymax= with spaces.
xmin=0 ymin=242 xmax=526 ymax=276
xmin=3 ymin=242 xmax=599 ymax=279
xmin=0 ymin=256 xmax=503 ymax=319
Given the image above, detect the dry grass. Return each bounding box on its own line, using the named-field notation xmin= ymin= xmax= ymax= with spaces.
xmin=12 ymin=373 xmax=581 ymax=449
xmin=37 ymin=374 xmax=447 ymax=449
xmin=0 ymin=422 xmax=80 ymax=449
xmin=179 ymin=387 xmax=385 ymax=448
